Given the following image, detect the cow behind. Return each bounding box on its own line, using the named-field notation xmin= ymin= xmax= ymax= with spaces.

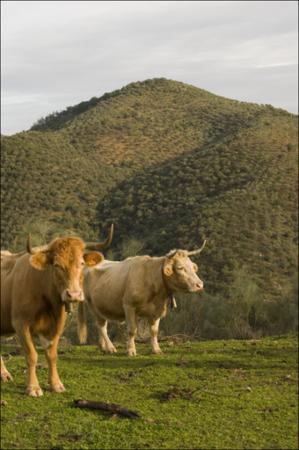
xmin=1 ymin=226 xmax=113 ymax=396
xmin=78 ymin=241 xmax=206 ymax=356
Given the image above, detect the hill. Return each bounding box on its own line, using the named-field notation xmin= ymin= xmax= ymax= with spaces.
xmin=1 ymin=78 xmax=298 ymax=325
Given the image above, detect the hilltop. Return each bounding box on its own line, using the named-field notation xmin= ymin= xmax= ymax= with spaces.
xmin=1 ymin=78 xmax=298 ymax=312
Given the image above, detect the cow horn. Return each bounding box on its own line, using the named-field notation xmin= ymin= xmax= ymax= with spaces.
xmin=26 ymin=234 xmax=47 ymax=254
xmin=85 ymin=224 xmax=114 ymax=251
xmin=26 ymin=234 xmax=34 ymax=254
xmin=187 ymin=239 xmax=207 ymax=256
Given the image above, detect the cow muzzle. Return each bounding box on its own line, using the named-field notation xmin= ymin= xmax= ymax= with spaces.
xmin=193 ymin=281 xmax=204 ymax=292
xmin=62 ymin=289 xmax=85 ymax=303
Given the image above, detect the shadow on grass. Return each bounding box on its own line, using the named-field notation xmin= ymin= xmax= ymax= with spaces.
xmin=59 ymin=345 xmax=296 ymax=371
xmin=2 ymin=343 xmax=297 ymax=381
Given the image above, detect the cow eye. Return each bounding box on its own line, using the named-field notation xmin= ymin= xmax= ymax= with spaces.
xmin=177 ymin=266 xmax=184 ymax=271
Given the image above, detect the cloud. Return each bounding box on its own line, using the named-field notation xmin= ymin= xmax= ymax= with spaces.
xmin=1 ymin=1 xmax=298 ymax=134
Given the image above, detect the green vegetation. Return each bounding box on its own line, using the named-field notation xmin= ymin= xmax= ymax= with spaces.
xmin=1 ymin=336 xmax=298 ymax=449
xmin=1 ymin=78 xmax=298 ymax=337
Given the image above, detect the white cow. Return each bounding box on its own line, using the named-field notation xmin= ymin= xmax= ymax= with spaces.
xmin=78 ymin=242 xmax=206 ymax=356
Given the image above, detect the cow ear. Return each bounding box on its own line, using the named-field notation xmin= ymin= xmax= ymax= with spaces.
xmin=29 ymin=251 xmax=49 ymax=271
xmin=163 ymin=262 xmax=173 ymax=277
xmin=84 ymin=252 xmax=104 ymax=267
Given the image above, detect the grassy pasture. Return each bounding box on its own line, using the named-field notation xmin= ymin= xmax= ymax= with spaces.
xmin=1 ymin=336 xmax=298 ymax=449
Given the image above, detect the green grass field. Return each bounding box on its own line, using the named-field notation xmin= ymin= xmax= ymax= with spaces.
xmin=1 ymin=336 xmax=298 ymax=449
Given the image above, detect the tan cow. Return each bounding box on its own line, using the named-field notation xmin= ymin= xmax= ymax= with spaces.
xmin=0 ymin=226 xmax=113 ymax=396
xmin=78 ymin=241 xmax=206 ymax=356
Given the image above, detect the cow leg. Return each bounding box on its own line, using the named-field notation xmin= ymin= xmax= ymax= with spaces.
xmin=124 ymin=306 xmax=138 ymax=356
xmin=15 ymin=325 xmax=43 ymax=397
xmin=149 ymin=318 xmax=163 ymax=354
xmin=1 ymin=356 xmax=13 ymax=382
xmin=43 ymin=336 xmax=66 ymax=393
xmin=96 ymin=317 xmax=117 ymax=354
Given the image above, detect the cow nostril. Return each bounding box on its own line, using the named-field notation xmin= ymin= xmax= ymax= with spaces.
xmin=66 ymin=290 xmax=81 ymax=300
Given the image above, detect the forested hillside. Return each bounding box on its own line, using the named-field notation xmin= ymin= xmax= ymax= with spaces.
xmin=1 ymin=78 xmax=298 ymax=336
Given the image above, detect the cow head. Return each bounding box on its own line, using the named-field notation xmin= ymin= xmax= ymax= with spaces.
xmin=162 ymin=240 xmax=206 ymax=293
xmin=27 ymin=225 xmax=114 ymax=304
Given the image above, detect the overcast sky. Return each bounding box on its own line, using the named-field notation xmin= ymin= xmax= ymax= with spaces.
xmin=1 ymin=1 xmax=298 ymax=135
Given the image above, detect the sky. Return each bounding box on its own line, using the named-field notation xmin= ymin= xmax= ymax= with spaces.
xmin=1 ymin=1 xmax=298 ymax=135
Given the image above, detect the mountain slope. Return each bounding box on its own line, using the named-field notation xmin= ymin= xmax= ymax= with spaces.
xmin=1 ymin=78 xmax=298 ymax=303
xmin=96 ymin=111 xmax=298 ymax=298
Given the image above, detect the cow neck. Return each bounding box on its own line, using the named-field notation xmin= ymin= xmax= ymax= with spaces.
xmin=161 ymin=261 xmax=177 ymax=310
xmin=42 ymin=267 xmax=66 ymax=315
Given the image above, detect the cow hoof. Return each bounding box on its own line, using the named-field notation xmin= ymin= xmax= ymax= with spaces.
xmin=152 ymin=349 xmax=163 ymax=355
xmin=1 ymin=371 xmax=13 ymax=382
xmin=51 ymin=383 xmax=66 ymax=393
xmin=107 ymin=346 xmax=117 ymax=354
xmin=127 ymin=349 xmax=137 ymax=357
xmin=101 ymin=348 xmax=117 ymax=355
xmin=27 ymin=385 xmax=43 ymax=397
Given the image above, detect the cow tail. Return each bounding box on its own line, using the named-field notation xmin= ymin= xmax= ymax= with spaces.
xmin=78 ymin=302 xmax=88 ymax=344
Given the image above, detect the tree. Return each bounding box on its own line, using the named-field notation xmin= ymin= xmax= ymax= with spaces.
xmin=226 ymin=265 xmax=262 ymax=339
xmin=121 ymin=238 xmax=144 ymax=258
